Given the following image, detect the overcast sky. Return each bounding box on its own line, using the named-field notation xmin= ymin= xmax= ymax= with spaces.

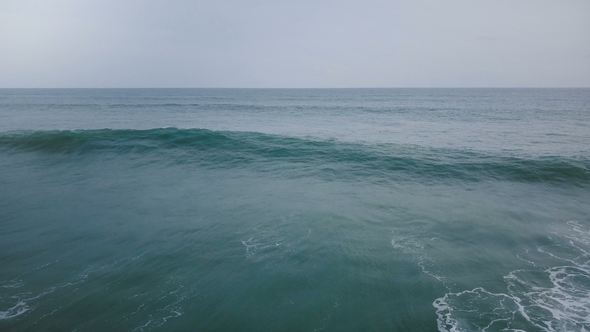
xmin=1 ymin=0 xmax=589 ymax=88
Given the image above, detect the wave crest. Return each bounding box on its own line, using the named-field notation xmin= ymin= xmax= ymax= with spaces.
xmin=1 ymin=128 xmax=588 ymax=185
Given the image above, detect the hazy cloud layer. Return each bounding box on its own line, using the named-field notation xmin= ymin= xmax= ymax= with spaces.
xmin=1 ymin=0 xmax=589 ymax=87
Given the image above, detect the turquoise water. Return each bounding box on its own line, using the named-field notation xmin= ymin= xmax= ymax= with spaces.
xmin=1 ymin=89 xmax=589 ymax=331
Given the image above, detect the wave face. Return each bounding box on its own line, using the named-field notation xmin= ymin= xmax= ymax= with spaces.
xmin=1 ymin=128 xmax=589 ymax=186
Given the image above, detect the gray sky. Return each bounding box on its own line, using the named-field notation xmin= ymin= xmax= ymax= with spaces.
xmin=1 ymin=0 xmax=589 ymax=88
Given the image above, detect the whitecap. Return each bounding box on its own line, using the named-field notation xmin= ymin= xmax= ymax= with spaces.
xmin=434 ymin=221 xmax=590 ymax=332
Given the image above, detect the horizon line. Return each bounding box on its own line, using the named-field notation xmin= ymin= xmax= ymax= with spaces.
xmin=1 ymin=86 xmax=589 ymax=89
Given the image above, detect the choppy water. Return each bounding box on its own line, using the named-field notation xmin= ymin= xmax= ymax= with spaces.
xmin=1 ymin=89 xmax=589 ymax=331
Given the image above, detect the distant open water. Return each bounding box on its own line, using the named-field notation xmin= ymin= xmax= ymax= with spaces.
xmin=0 ymin=89 xmax=589 ymax=331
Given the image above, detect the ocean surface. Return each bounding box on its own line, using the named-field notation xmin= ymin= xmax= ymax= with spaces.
xmin=1 ymin=88 xmax=589 ymax=331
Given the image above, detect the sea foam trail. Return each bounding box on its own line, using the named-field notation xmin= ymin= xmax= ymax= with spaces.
xmin=0 ymin=301 xmax=30 ymax=320
xmin=434 ymin=221 xmax=590 ymax=332
xmin=0 ymin=129 xmax=588 ymax=185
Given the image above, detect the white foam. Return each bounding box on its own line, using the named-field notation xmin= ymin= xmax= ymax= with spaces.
xmin=132 ymin=303 xmax=184 ymax=331
xmin=30 ymin=307 xmax=61 ymax=326
xmin=124 ymin=304 xmax=145 ymax=319
xmin=434 ymin=221 xmax=590 ymax=332
xmin=0 ymin=280 xmax=24 ymax=289
xmin=239 ymin=213 xmax=302 ymax=260
xmin=0 ymin=299 xmax=30 ymax=320
xmin=241 ymin=224 xmax=284 ymax=260
xmin=391 ymin=231 xmax=448 ymax=287
xmin=0 ymin=254 xmax=151 ymax=323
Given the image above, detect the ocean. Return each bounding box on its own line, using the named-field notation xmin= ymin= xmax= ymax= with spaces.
xmin=0 ymin=88 xmax=589 ymax=331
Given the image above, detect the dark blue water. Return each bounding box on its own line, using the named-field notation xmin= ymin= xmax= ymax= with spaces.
xmin=1 ymin=89 xmax=589 ymax=331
